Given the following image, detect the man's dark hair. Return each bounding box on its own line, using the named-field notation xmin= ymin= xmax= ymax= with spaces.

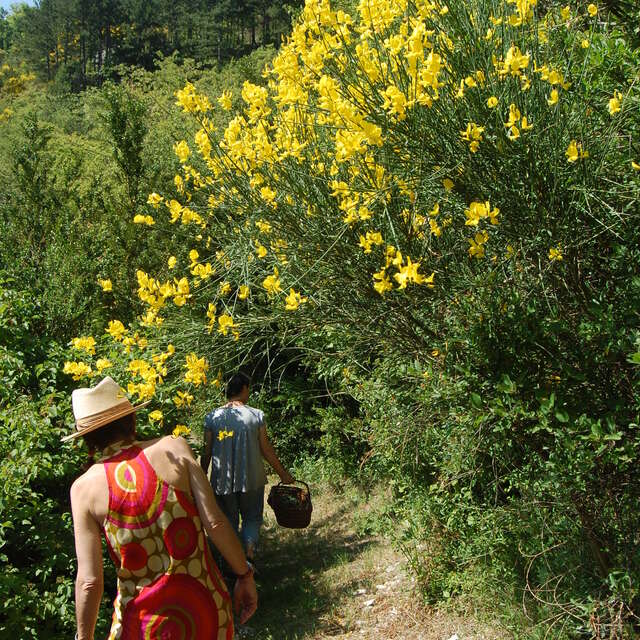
xmin=82 ymin=413 xmax=136 ymax=452
xmin=226 ymin=372 xmax=251 ymax=399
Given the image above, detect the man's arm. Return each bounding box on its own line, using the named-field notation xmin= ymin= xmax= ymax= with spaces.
xmin=70 ymin=478 xmax=104 ymax=640
xmin=200 ymin=424 xmax=213 ymax=476
xmin=259 ymin=424 xmax=295 ymax=484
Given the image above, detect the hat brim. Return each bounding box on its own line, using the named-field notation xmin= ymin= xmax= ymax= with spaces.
xmin=61 ymin=400 xmax=151 ymax=442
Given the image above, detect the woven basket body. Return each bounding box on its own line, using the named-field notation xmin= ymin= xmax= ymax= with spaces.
xmin=267 ymin=482 xmax=312 ymax=529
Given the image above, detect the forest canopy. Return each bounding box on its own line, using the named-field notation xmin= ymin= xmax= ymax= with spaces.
xmin=0 ymin=0 xmax=303 ymax=88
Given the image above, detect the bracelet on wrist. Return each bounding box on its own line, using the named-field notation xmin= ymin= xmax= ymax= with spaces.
xmin=236 ymin=561 xmax=254 ymax=581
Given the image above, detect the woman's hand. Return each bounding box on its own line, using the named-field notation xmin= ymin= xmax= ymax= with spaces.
xmin=234 ymin=575 xmax=258 ymax=624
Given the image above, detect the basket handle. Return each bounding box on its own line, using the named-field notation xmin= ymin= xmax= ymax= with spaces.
xmin=276 ymin=479 xmax=310 ymax=494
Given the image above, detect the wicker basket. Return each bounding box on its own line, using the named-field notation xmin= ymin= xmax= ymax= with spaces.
xmin=267 ymin=481 xmax=312 ymax=529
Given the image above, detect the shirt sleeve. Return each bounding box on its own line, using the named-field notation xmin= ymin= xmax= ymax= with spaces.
xmin=204 ymin=412 xmax=214 ymax=432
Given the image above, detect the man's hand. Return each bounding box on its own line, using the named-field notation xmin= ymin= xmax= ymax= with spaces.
xmin=234 ymin=575 xmax=258 ymax=624
xmin=280 ymin=470 xmax=295 ymax=484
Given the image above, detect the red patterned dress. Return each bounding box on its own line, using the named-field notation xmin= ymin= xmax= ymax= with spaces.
xmin=99 ymin=442 xmax=233 ymax=640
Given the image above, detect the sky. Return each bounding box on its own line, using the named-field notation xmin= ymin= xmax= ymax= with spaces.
xmin=1 ymin=1 xmax=33 ymax=13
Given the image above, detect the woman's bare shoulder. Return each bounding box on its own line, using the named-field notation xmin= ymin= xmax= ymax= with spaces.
xmin=142 ymin=435 xmax=195 ymax=462
xmin=70 ymin=463 xmax=106 ymax=504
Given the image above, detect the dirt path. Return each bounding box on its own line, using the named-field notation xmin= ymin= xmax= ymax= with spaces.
xmin=237 ymin=480 xmax=508 ymax=640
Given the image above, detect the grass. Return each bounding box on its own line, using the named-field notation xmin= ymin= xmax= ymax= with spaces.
xmin=236 ymin=473 xmax=512 ymax=640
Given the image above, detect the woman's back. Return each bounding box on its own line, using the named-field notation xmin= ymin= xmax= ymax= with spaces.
xmin=86 ymin=437 xmax=233 ymax=640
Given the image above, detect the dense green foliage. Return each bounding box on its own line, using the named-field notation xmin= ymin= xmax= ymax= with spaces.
xmin=1 ymin=1 xmax=639 ymax=638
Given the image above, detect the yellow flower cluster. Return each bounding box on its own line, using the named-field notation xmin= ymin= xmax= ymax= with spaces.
xmin=72 ymin=336 xmax=96 ymax=355
xmin=173 ymin=390 xmax=194 ymax=408
xmin=136 ymin=269 xmax=191 ymax=310
xmin=175 ymin=82 xmax=213 ymax=113
xmin=172 ymin=424 xmax=191 ymax=438
xmin=465 ymin=201 xmax=500 ymax=227
xmin=285 ymin=289 xmax=308 ymax=311
xmin=184 ymin=353 xmax=208 ymax=387
xmin=128 ymin=358 xmax=163 ymax=401
xmin=373 ymin=247 xmax=433 ymax=295
xmin=63 ymin=361 xmax=92 ymax=380
xmin=91 ymin=0 xmax=636 ymax=414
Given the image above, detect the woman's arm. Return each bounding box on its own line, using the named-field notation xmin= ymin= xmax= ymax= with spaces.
xmin=70 ymin=477 xmax=104 ymax=640
xmin=259 ymin=425 xmax=295 ymax=484
xmin=173 ymin=437 xmax=257 ymax=623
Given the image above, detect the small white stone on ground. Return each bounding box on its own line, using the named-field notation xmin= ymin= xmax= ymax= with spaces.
xmin=363 ymin=598 xmax=375 ymax=607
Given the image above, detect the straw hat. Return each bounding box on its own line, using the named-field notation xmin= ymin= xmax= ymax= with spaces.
xmin=62 ymin=376 xmax=149 ymax=442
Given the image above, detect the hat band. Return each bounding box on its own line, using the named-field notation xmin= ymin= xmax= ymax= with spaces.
xmin=76 ymin=400 xmax=133 ymax=430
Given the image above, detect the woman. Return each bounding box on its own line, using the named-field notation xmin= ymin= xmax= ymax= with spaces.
xmin=65 ymin=376 xmax=257 ymax=640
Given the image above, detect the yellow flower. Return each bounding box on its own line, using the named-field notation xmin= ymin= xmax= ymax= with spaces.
xmin=238 ymin=285 xmax=250 ymax=300
xmin=219 ymin=281 xmax=232 ymax=296
xmin=63 ymin=361 xmax=92 ymax=380
xmin=566 ymin=140 xmax=588 ymax=163
xmin=487 ymin=96 xmax=498 ymax=108
xmin=498 ymin=46 xmax=530 ymax=78
xmin=98 ymin=278 xmax=112 ymax=292
xmin=460 ymin=122 xmax=484 ymax=153
xmin=149 ymin=410 xmax=163 ymax=422
xmin=442 ymin=178 xmax=454 ymax=191
xmin=173 ymin=140 xmax=190 ymax=164
xmin=464 ymin=201 xmax=500 ymax=226
xmin=106 ymin=320 xmax=127 ymax=341
xmin=468 ymin=231 xmax=489 ymax=258
xmin=255 ymin=243 xmax=268 ymax=258
xmin=393 ymin=256 xmax=430 ymax=289
xmin=285 ymin=288 xmax=308 ymax=311
xmin=608 ymin=91 xmax=622 ymax=116
xmin=96 ymin=358 xmax=112 ymax=372
xmin=218 ymin=313 xmax=237 ymax=337
xmin=189 ymin=249 xmax=199 ymax=263
xmin=133 ymin=214 xmax=155 ymax=226
xmin=632 ymin=161 xmax=640 ymax=171
xmin=262 ymin=267 xmax=282 ymax=296
xmin=549 ymin=246 xmax=563 ymax=261
xmin=547 ymin=89 xmax=559 ymax=106
xmin=173 ymin=391 xmax=194 ymax=408
xmin=217 ymin=429 xmax=234 ymax=441
xmin=147 ymin=192 xmax=163 ymax=208
xmin=373 ymin=269 xmax=393 ymax=296
xmin=168 ymin=256 xmax=177 ymax=269
xmin=260 ymin=187 xmax=277 ymax=205
xmin=172 ymin=424 xmax=191 ymax=439
xmin=581 ymin=39 xmax=590 ymax=49
xmin=184 ymin=353 xmax=208 ymax=386
xmin=218 ymin=90 xmax=233 ymax=111
xmin=255 ymin=219 xmax=272 ymax=234
xmin=587 ymin=4 xmax=597 ymax=17
xmin=561 ymin=5 xmax=570 ymax=20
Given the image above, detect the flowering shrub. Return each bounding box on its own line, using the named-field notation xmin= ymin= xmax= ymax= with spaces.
xmin=66 ymin=0 xmax=640 ymax=632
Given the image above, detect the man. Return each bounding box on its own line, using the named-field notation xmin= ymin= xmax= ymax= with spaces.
xmin=201 ymin=372 xmax=294 ymax=562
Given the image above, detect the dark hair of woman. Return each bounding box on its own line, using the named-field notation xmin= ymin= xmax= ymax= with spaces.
xmin=226 ymin=372 xmax=251 ymax=399
xmin=83 ymin=413 xmax=136 ymax=456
